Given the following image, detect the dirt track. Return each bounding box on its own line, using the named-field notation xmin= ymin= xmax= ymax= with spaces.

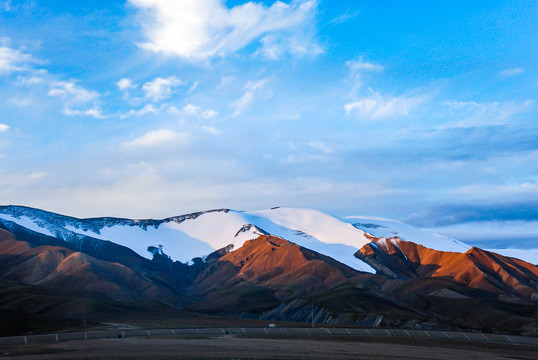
xmin=1 ymin=335 xmax=537 ymax=360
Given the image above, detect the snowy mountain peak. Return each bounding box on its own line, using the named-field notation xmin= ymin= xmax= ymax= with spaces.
xmin=4 ymin=204 xmax=528 ymax=274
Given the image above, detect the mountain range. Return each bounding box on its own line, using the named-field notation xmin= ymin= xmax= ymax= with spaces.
xmin=0 ymin=205 xmax=537 ymax=336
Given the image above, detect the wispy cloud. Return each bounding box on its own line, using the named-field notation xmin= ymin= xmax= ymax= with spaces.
xmin=129 ymin=0 xmax=319 ymax=60
xmin=181 ymin=104 xmax=218 ymax=118
xmin=499 ymin=67 xmax=525 ymax=77
xmin=200 ymin=126 xmax=222 ymax=135
xmin=231 ymin=79 xmax=270 ymax=116
xmin=7 ymin=96 xmax=32 ymax=107
xmin=0 ymin=41 xmax=36 ymax=75
xmin=48 ymin=80 xmax=104 ymax=118
xmin=16 ymin=75 xmax=46 ymax=85
xmin=1 ymin=40 xmax=109 ymax=119
xmin=345 ymin=91 xmax=427 ymax=120
xmin=142 ymin=76 xmax=183 ymax=102
xmin=63 ymin=106 xmax=106 ymax=119
xmin=48 ymin=81 xmax=99 ymax=104
xmin=117 ymin=78 xmax=136 ymax=91
xmin=122 ymin=129 xmax=189 ymax=148
xmin=257 ymin=30 xmax=322 ymax=60
xmin=308 ymin=140 xmax=333 ymax=154
xmin=404 ymin=200 xmax=538 ymax=228
xmin=329 ymin=9 xmax=360 ymax=25
xmin=121 ymin=104 xmax=162 ymax=119
xmin=0 ymin=124 xmax=9 ymax=132
xmin=346 ymin=58 xmax=384 ymax=95
xmin=453 ymin=182 xmax=538 ymax=201
xmin=347 ymin=59 xmax=384 ymax=73
xmin=1 ymin=0 xmax=16 ymax=12
xmin=442 ymin=99 xmax=533 ymax=128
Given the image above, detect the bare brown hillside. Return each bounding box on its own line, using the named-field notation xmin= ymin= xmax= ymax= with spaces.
xmin=0 ymin=229 xmax=177 ymax=303
xmin=356 ymin=237 xmax=538 ymax=299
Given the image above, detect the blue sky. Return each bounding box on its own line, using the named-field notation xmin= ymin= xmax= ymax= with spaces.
xmin=1 ymin=0 xmax=537 ymax=248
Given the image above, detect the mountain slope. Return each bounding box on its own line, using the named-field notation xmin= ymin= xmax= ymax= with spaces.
xmin=355 ymin=237 xmax=538 ymax=299
xmin=186 ymin=235 xmax=362 ymax=314
xmin=0 ymin=229 xmax=182 ymax=305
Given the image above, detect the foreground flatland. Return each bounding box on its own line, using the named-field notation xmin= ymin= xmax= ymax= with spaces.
xmin=1 ymin=335 xmax=537 ymax=360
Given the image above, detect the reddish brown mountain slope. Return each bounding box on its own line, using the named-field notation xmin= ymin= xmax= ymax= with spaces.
xmin=0 ymin=229 xmax=177 ymax=303
xmin=356 ymin=237 xmax=538 ymax=299
xmin=187 ymin=235 xmax=359 ymax=312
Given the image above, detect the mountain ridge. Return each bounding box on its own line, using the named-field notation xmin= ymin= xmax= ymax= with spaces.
xmin=0 ymin=205 xmax=537 ymax=336
xmin=356 ymin=237 xmax=538 ymax=300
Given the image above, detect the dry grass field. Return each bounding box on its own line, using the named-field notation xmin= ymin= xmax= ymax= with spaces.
xmin=1 ymin=334 xmax=536 ymax=360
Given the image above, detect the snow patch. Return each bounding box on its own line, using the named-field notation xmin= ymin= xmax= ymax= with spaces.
xmin=344 ymin=215 xmax=470 ymax=253
xmin=0 ymin=214 xmax=55 ymax=237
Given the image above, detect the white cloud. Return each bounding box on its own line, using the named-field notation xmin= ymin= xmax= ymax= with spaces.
xmin=83 ymin=107 xmax=106 ymax=119
xmin=123 ymin=129 xmax=189 ymax=148
xmin=329 ymin=9 xmax=360 ymax=25
xmin=453 ymin=182 xmax=538 ymax=200
xmin=129 ymin=0 xmax=319 ymax=60
xmin=181 ymin=104 xmax=218 ymax=118
xmin=308 ymin=141 xmax=333 ymax=154
xmin=142 ymin=76 xmax=183 ymax=102
xmin=442 ymin=99 xmax=533 ymax=128
xmin=182 ymin=104 xmax=201 ymax=116
xmin=0 ymin=124 xmax=9 ymax=132
xmin=200 ymin=126 xmax=222 ymax=135
xmin=121 ymin=104 xmax=162 ymax=119
xmin=187 ymin=81 xmax=199 ymax=94
xmin=499 ymin=67 xmax=525 ymax=77
xmin=48 ymin=81 xmax=103 ymax=118
xmin=347 ymin=59 xmax=384 ymax=73
xmin=346 ymin=58 xmax=384 ymax=95
xmin=7 ymin=96 xmax=32 ymax=107
xmin=117 ymin=78 xmax=136 ymax=91
xmin=63 ymin=106 xmax=106 ymax=119
xmin=217 ymin=76 xmax=235 ymax=91
xmin=16 ymin=75 xmax=45 ymax=85
xmin=201 ymin=109 xmax=218 ymax=119
xmin=257 ymin=31 xmax=322 ymax=60
xmin=258 ymin=35 xmax=284 ymax=60
xmin=48 ymin=81 xmax=99 ymax=104
xmin=232 ymin=79 xmax=269 ymax=116
xmin=0 ymin=43 xmax=35 ymax=75
xmin=232 ymin=93 xmax=255 ymax=117
xmin=345 ymin=91 xmax=427 ymax=120
xmin=1 ymin=1 xmax=15 ymax=12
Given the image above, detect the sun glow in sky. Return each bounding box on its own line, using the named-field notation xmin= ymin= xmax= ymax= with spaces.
xmin=0 ymin=1 xmax=537 ymax=248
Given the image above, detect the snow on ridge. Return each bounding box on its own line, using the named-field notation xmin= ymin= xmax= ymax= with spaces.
xmin=0 ymin=205 xmax=490 ymax=273
xmin=343 ymin=215 xmax=470 ymax=253
xmin=240 ymin=209 xmax=375 ymax=273
xmin=0 ymin=205 xmax=377 ymax=273
xmin=0 ymin=214 xmax=55 ymax=237
xmin=249 ymin=207 xmax=373 ymax=248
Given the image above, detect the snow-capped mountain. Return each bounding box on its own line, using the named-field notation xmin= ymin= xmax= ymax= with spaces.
xmin=0 ymin=205 xmax=477 ymax=273
xmin=0 ymin=205 xmax=536 ymax=267
xmin=1 ymin=205 xmax=537 ymax=336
